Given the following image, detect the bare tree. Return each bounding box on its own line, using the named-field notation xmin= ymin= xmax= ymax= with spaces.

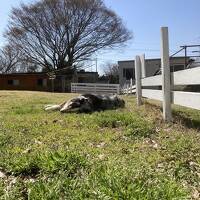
xmin=0 ymin=44 xmax=20 ymax=73
xmin=103 ymin=62 xmax=119 ymax=83
xmin=6 ymin=0 xmax=132 ymax=72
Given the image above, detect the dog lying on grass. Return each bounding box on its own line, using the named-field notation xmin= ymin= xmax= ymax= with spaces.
xmin=45 ymin=94 xmax=125 ymax=113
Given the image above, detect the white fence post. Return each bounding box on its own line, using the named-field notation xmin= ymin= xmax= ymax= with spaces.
xmin=117 ymin=85 xmax=120 ymax=94
xmin=94 ymin=84 xmax=96 ymax=93
xmin=135 ymin=56 xmax=142 ymax=106
xmin=140 ymin=54 xmax=146 ymax=78
xmin=161 ymin=27 xmax=172 ymax=122
xmin=130 ymin=78 xmax=133 ymax=94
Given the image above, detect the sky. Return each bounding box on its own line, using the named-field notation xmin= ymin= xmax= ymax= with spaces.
xmin=0 ymin=0 xmax=200 ymax=73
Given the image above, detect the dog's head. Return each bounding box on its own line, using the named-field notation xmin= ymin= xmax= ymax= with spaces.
xmin=110 ymin=95 xmax=125 ymax=108
xmin=60 ymin=96 xmax=92 ymax=113
xmin=118 ymin=98 xmax=125 ymax=107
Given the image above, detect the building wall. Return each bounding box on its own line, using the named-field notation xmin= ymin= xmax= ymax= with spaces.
xmin=0 ymin=74 xmax=49 ymax=91
xmin=0 ymin=72 xmax=98 ymax=92
xmin=118 ymin=60 xmax=135 ymax=86
xmin=77 ymin=72 xmax=98 ymax=83
xmin=118 ymin=57 xmax=187 ymax=86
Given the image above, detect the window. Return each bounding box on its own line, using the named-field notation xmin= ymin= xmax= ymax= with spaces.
xmin=171 ymin=65 xmax=184 ymax=72
xmin=37 ymin=79 xmax=47 ymax=87
xmin=7 ymin=80 xmax=13 ymax=85
xmin=37 ymin=79 xmax=43 ymax=86
xmin=43 ymin=79 xmax=47 ymax=87
xmin=78 ymin=77 xmax=85 ymax=83
xmin=7 ymin=80 xmax=19 ymax=86
xmin=13 ymin=80 xmax=19 ymax=86
xmin=123 ymin=68 xmax=134 ymax=80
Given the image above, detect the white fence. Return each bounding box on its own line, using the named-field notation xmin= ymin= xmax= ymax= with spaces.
xmin=121 ymin=84 xmax=136 ymax=94
xmin=140 ymin=67 xmax=200 ymax=109
xmin=126 ymin=27 xmax=200 ymax=122
xmin=71 ymin=83 xmax=120 ymax=94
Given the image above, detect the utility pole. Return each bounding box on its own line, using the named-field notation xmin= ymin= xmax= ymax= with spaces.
xmin=95 ymin=57 xmax=98 ymax=82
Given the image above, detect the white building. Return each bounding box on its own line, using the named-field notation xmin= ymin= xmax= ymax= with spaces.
xmin=118 ymin=57 xmax=187 ymax=86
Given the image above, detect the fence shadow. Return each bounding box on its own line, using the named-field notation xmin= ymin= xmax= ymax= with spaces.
xmin=172 ymin=110 xmax=200 ymax=131
xmin=143 ymin=100 xmax=200 ymax=131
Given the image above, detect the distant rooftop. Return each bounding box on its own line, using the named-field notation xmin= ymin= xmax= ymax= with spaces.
xmin=118 ymin=56 xmax=187 ymax=63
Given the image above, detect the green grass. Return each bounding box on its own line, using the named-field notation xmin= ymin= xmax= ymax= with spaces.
xmin=0 ymin=91 xmax=200 ymax=199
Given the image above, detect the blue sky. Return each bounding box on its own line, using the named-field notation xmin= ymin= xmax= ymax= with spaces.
xmin=0 ymin=0 xmax=200 ymax=72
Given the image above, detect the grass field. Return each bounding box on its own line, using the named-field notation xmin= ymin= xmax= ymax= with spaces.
xmin=0 ymin=91 xmax=200 ymax=199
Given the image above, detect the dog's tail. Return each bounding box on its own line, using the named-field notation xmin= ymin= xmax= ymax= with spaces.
xmin=44 ymin=104 xmax=61 ymax=111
